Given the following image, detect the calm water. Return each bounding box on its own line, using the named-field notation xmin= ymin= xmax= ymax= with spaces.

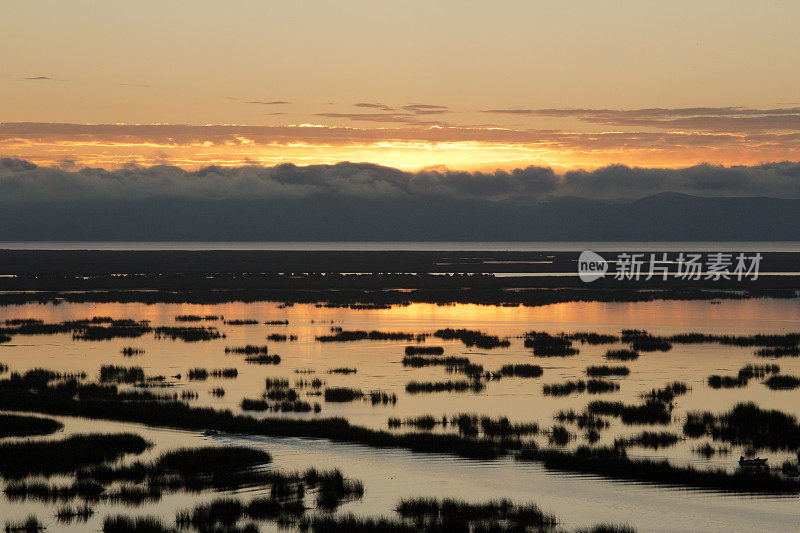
xmin=2 ymin=241 xmax=800 ymax=251
xmin=2 ymin=299 xmax=800 ymax=531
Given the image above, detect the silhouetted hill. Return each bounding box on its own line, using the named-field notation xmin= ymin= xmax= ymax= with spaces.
xmin=0 ymin=193 xmax=797 ymax=241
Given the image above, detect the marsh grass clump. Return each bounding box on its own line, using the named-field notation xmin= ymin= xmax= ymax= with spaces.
xmin=154 ymin=326 xmax=222 ymax=342
xmin=499 ymin=364 xmax=543 ymax=378
xmin=434 ymin=328 xmax=510 ymax=349
xmin=0 ymin=334 xmax=11 ymax=343
xmin=614 ymin=431 xmax=681 ymax=450
xmin=764 ymin=375 xmax=800 ymax=390
xmin=175 ymin=315 xmax=219 ymax=322
xmin=574 ymin=524 xmax=636 ymax=533
xmin=683 ymin=402 xmax=800 ymax=450
xmin=396 ymin=497 xmax=558 ymax=529
xmin=71 ymin=321 xmax=152 ymax=341
xmin=640 ymin=381 xmax=688 ymax=404
xmin=405 ymin=380 xmax=484 ymax=394
xmin=99 ymin=365 xmax=145 ymax=384
xmin=755 ymin=346 xmax=800 ymax=358
xmin=517 ymin=445 xmax=799 ymax=493
xmin=328 ymin=367 xmax=356 ymax=374
xmin=565 ymin=332 xmax=620 ymax=345
xmin=524 ymin=331 xmax=578 ymax=356
xmin=0 ymin=433 xmax=150 ymax=478
xmin=554 ymin=410 xmax=609 ymax=430
xmin=267 ymin=333 xmax=297 ymax=342
xmin=120 ymin=347 xmax=145 ymax=356
xmin=324 ymin=387 xmax=364 ymax=402
xmin=707 ymin=375 xmax=748 ymax=389
xmin=225 ymin=319 xmax=259 ymax=325
xmin=0 ymin=414 xmax=62 ymax=437
xmin=317 ymin=329 xmax=419 ymax=342
xmin=4 ymin=516 xmax=45 ymax=533
xmin=187 ymin=368 xmax=208 ymax=380
xmin=210 ymin=387 xmax=225 ymax=397
xmin=586 ymin=365 xmax=629 ymax=377
xmin=226 ymin=345 xmax=269 ymax=355
xmin=264 ymin=320 xmax=289 ymax=325
xmin=588 ymin=400 xmax=672 ymax=425
xmin=738 ymin=364 xmax=780 ymax=380
xmin=543 ymin=379 xmax=619 ymax=396
xmin=244 ymin=354 xmax=281 ymax=365
xmin=102 ymin=515 xmax=172 ymax=533
xmin=304 ymin=468 xmax=365 ymax=509
xmin=55 ymin=504 xmax=94 ymax=523
xmin=405 ymin=346 xmax=444 ymax=355
xmin=210 ymin=368 xmax=238 ymax=378
xmin=549 ymin=425 xmax=573 ymax=446
xmin=621 ymin=329 xmax=672 ymax=351
xmin=604 ymin=349 xmax=639 ymax=361
xmin=403 ymin=355 xmax=471 ymax=368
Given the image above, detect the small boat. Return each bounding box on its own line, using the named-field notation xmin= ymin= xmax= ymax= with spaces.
xmin=202 ymin=429 xmax=219 ymax=437
xmin=739 ymin=456 xmax=768 ymax=468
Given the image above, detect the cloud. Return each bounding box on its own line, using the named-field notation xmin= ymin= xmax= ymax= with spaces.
xmin=2 ymin=157 xmax=800 ymax=203
xmin=354 ymin=103 xmax=396 ymax=111
xmin=481 ymin=106 xmax=800 ymax=133
xmin=315 ymin=113 xmax=447 ymax=126
xmin=402 ymin=104 xmax=449 ymax=115
xmin=23 ymin=76 xmax=54 ymax=80
xmin=245 ymin=100 xmax=291 ymax=105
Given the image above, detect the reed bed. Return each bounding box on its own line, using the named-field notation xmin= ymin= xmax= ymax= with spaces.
xmin=0 ymin=413 xmax=62 ymax=437
xmin=586 ymin=365 xmax=630 ymax=377
xmin=434 ymin=328 xmax=510 ymax=349
xmin=404 ymin=345 xmax=445 ymax=355
xmin=0 ymin=433 xmax=150 ymax=478
xmin=499 ymin=364 xmax=543 ymax=378
xmin=225 ymin=345 xmax=269 ymax=355
xmin=543 ymin=379 xmax=619 ymax=396
xmin=316 ymin=328 xmax=419 ymax=342
xmin=518 ymin=445 xmax=799 ymax=494
xmin=405 ymin=380 xmax=484 ymax=394
xmin=614 ymin=431 xmax=681 ymax=450
xmin=684 ymin=402 xmax=800 ymax=450
xmin=764 ymin=375 xmax=800 ymax=390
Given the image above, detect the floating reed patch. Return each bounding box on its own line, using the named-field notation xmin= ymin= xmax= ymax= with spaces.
xmin=499 ymin=364 xmax=543 ymax=378
xmin=684 ymin=402 xmax=800 ymax=450
xmin=317 ymin=328 xmax=420 ymax=342
xmin=434 ymin=328 xmax=510 ymax=349
xmin=604 ymin=349 xmax=639 ymax=361
xmin=543 ymin=379 xmax=619 ymax=397
xmin=405 ymin=345 xmax=445 ymax=355
xmin=586 ymin=365 xmax=629 ymax=377
xmin=327 ymin=367 xmax=356 ymax=374
xmin=405 ymin=380 xmax=484 ymax=394
xmin=0 ymin=433 xmax=150 ymax=478
xmin=707 ymin=375 xmax=748 ymax=389
xmin=764 ymin=375 xmax=800 ymax=390
xmin=225 ymin=345 xmax=269 ymax=355
xmin=154 ymin=326 xmax=222 ymax=342
xmin=0 ymin=414 xmax=63 ymax=438
xmin=518 ymin=445 xmax=799 ymax=494
xmin=614 ymin=431 xmax=681 ymax=450
xmin=524 ymin=331 xmax=578 ymax=356
xmin=210 ymin=368 xmax=238 ymax=378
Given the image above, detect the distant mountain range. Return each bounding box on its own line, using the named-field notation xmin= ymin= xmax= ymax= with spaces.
xmin=0 ymin=192 xmax=797 ymax=241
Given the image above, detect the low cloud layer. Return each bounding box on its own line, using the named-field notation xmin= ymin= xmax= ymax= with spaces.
xmin=2 ymin=158 xmax=800 ymax=203
xmin=481 ymin=106 xmax=800 ymax=133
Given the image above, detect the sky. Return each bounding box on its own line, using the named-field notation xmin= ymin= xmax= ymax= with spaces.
xmin=2 ymin=0 xmax=800 ymax=171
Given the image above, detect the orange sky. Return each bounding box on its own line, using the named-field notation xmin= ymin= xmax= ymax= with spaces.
xmin=2 ymin=1 xmax=800 ymax=171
